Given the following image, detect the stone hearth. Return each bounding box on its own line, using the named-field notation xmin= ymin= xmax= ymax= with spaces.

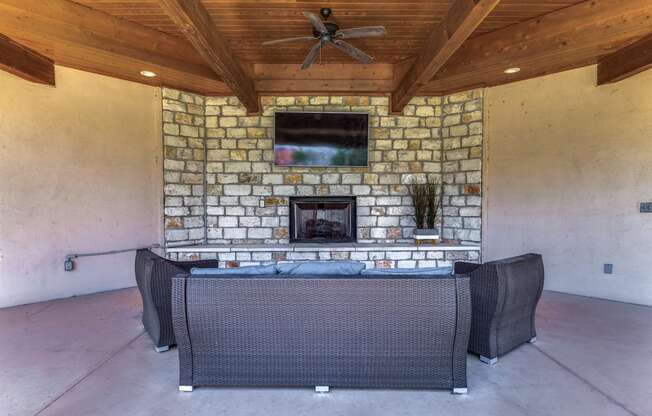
xmin=166 ymin=243 xmax=481 ymax=270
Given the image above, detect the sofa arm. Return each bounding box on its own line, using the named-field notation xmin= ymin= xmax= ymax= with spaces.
xmin=467 ymin=253 xmax=544 ymax=359
xmin=495 ymin=254 xmax=545 ymax=342
xmin=452 ymin=275 xmax=471 ymax=391
xmin=147 ymin=260 xmax=187 ymax=348
xmin=135 ymin=258 xmax=162 ymax=343
xmin=151 ymin=261 xmax=185 ymax=307
xmin=173 ymin=258 xmax=221 ymax=271
xmin=172 ymin=275 xmax=194 ymax=388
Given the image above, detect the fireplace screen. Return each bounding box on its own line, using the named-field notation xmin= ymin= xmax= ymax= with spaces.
xmin=289 ymin=197 xmax=356 ymax=243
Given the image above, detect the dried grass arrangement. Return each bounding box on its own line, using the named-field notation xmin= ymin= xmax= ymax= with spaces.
xmin=408 ymin=177 xmax=442 ymax=230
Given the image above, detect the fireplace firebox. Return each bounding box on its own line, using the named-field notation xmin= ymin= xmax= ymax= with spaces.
xmin=289 ymin=197 xmax=356 ymax=243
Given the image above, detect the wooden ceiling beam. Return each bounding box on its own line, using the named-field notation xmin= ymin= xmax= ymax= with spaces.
xmin=0 ymin=0 xmax=229 ymax=95
xmin=597 ymin=32 xmax=652 ymax=85
xmin=159 ymin=0 xmax=259 ymax=113
xmin=252 ymin=63 xmax=397 ymax=95
xmin=0 ymin=34 xmax=54 ymax=85
xmin=422 ymin=0 xmax=652 ymax=95
xmin=391 ymin=0 xmax=501 ymax=113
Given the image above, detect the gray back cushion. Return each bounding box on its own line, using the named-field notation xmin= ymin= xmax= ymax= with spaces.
xmin=276 ymin=261 xmax=366 ymax=275
xmin=361 ymin=266 xmax=452 ymax=276
xmin=190 ymin=264 xmax=278 ymax=275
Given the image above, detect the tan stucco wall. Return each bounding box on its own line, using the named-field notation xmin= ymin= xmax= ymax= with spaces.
xmin=484 ymin=65 xmax=652 ymax=305
xmin=0 ymin=66 xmax=163 ymax=308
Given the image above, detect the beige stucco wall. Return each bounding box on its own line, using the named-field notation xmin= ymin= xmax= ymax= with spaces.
xmin=2 ymin=63 xmax=651 ymax=306
xmin=0 ymin=66 xmax=163 ymax=308
xmin=484 ymin=65 xmax=652 ymax=305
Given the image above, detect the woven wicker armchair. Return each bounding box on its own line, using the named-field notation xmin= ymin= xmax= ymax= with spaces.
xmin=172 ymin=274 xmax=472 ymax=394
xmin=134 ymin=249 xmax=219 ymax=352
xmin=454 ymin=253 xmax=544 ymax=364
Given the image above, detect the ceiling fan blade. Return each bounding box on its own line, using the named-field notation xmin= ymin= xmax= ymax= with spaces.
xmin=331 ymin=40 xmax=373 ymax=64
xmin=262 ymin=36 xmax=316 ymax=46
xmin=336 ymin=26 xmax=386 ymax=39
xmin=301 ymin=42 xmax=323 ymax=70
xmin=303 ymin=11 xmax=327 ymax=34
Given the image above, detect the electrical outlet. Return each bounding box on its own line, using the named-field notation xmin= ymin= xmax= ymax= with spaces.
xmin=64 ymin=259 xmax=74 ymax=272
xmin=603 ymin=263 xmax=613 ymax=274
xmin=640 ymin=202 xmax=652 ymax=213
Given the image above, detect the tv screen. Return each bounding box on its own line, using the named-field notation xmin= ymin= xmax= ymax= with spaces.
xmin=274 ymin=112 xmax=368 ymax=167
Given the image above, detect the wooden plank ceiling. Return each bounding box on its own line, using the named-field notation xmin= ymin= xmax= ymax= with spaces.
xmin=1 ymin=0 xmax=652 ymax=112
xmin=72 ymin=0 xmax=583 ymax=64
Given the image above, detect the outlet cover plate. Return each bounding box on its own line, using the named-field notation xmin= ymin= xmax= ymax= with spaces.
xmin=640 ymin=202 xmax=652 ymax=213
xmin=603 ymin=263 xmax=613 ymax=274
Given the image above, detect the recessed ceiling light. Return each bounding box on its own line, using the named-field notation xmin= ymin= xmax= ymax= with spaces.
xmin=504 ymin=67 xmax=521 ymax=74
xmin=140 ymin=70 xmax=157 ymax=78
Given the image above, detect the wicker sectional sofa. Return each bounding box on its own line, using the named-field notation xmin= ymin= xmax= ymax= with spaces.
xmin=171 ymin=273 xmax=472 ymax=393
xmin=135 ymin=250 xmax=544 ymax=394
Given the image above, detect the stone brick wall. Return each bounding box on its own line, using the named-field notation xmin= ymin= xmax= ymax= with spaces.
xmin=162 ymin=90 xmax=483 ymax=247
xmin=203 ymin=95 xmax=444 ymax=245
xmin=440 ymin=91 xmax=483 ymax=244
xmin=162 ymin=89 xmax=206 ymax=244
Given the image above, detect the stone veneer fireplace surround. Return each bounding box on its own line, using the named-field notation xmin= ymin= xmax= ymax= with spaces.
xmin=161 ymin=91 xmax=484 ymax=266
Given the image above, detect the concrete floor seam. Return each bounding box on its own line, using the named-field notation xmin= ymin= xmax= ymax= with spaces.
xmin=33 ymin=330 xmax=146 ymax=416
xmin=531 ymin=344 xmax=640 ymax=416
xmin=544 ymin=291 xmax=652 ymax=309
xmin=27 ymin=302 xmax=55 ymax=318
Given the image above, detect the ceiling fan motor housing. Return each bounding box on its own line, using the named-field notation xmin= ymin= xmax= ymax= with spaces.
xmin=311 ymin=7 xmax=338 ymax=38
xmin=263 ymin=7 xmax=384 ymax=69
xmin=313 ymin=22 xmax=340 ymax=39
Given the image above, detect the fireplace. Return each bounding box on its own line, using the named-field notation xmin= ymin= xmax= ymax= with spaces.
xmin=289 ymin=197 xmax=356 ymax=243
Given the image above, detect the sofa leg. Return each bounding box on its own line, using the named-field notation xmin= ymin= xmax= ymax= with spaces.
xmin=452 ymin=387 xmax=468 ymax=394
xmin=528 ymin=336 xmax=537 ymax=343
xmin=480 ymin=356 xmax=498 ymax=365
xmin=315 ymin=385 xmax=330 ymax=393
xmin=179 ymin=385 xmax=194 ymax=392
xmin=154 ymin=345 xmax=170 ymax=353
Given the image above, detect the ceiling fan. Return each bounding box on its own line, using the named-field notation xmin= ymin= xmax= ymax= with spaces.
xmin=262 ymin=7 xmax=386 ymax=70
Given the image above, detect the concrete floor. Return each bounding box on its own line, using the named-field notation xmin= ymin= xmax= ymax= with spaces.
xmin=1 ymin=289 xmax=650 ymax=416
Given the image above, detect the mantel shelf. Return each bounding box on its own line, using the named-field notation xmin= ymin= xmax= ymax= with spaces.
xmin=166 ymin=243 xmax=481 ymax=253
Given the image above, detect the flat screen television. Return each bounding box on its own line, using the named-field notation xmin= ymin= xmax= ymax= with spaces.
xmin=274 ymin=112 xmax=369 ymax=167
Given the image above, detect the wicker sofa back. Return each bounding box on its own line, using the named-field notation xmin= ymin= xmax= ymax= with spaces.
xmin=134 ymin=249 xmax=219 ymax=350
xmin=171 ymin=274 xmax=471 ymax=393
